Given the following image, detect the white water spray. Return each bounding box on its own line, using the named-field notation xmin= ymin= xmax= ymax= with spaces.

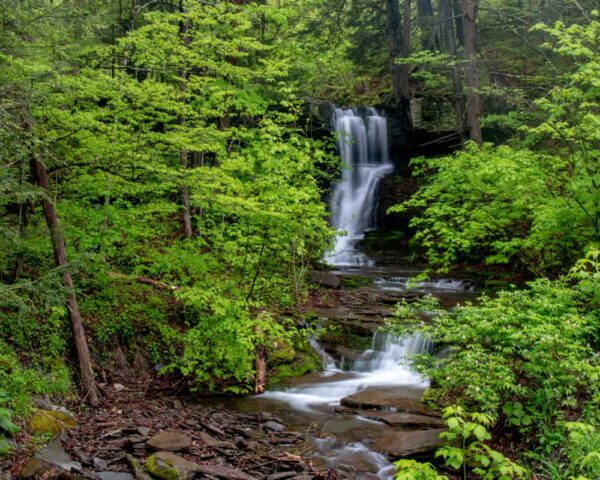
xmin=327 ymin=108 xmax=393 ymax=266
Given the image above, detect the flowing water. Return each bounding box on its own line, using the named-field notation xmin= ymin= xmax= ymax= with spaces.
xmin=327 ymin=108 xmax=393 ymax=266
xmin=209 ymin=109 xmax=480 ymax=478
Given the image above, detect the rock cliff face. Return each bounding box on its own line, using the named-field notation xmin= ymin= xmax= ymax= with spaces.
xmin=305 ymin=98 xmax=460 ymax=245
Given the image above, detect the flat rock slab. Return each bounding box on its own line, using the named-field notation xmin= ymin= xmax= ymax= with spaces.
xmin=197 ymin=464 xmax=257 ymax=480
xmin=146 ymin=452 xmax=257 ymax=480
xmin=371 ymin=428 xmax=446 ymax=457
xmin=309 ymin=270 xmax=341 ymax=288
xmin=145 ymin=452 xmax=198 ymax=480
xmin=335 ymin=406 xmax=444 ymax=429
xmin=340 ymin=389 xmax=440 ymax=417
xmin=33 ymin=437 xmax=82 ymax=472
xmin=146 ymin=431 xmax=192 ymax=452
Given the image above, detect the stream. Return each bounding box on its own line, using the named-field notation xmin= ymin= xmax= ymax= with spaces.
xmin=210 ymin=107 xmax=479 ymax=478
xmin=215 ymin=267 xmax=479 ymax=479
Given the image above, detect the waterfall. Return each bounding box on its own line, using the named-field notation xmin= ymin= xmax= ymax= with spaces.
xmin=327 ymin=108 xmax=393 ymax=266
xmin=352 ymin=332 xmax=432 ymax=373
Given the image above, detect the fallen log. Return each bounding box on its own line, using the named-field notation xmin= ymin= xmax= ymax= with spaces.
xmin=106 ymin=271 xmax=180 ymax=291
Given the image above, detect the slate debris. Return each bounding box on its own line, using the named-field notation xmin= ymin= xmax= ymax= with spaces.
xmin=12 ymin=374 xmax=329 ymax=480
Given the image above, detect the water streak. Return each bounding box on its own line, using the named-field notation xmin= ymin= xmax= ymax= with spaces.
xmin=327 ymin=108 xmax=393 ymax=266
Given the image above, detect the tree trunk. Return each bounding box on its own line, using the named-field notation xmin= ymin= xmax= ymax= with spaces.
xmin=462 ymin=0 xmax=483 ymax=145
xmin=440 ymin=0 xmax=467 ymax=141
xmin=254 ymin=344 xmax=267 ymax=394
xmin=416 ymin=0 xmax=438 ymax=49
xmin=386 ymin=0 xmax=409 ymax=101
xmin=452 ymin=0 xmax=464 ymax=46
xmin=179 ymin=11 xmax=193 ymax=238
xmin=400 ymin=0 xmax=411 ymax=98
xmin=30 ymin=156 xmax=99 ymax=406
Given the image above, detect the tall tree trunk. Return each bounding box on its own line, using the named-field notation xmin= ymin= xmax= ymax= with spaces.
xmin=416 ymin=0 xmax=438 ymax=49
xmin=440 ymin=0 xmax=467 ymax=141
xmin=179 ymin=9 xmax=193 ymax=238
xmin=452 ymin=0 xmax=464 ymax=46
xmin=386 ymin=0 xmax=409 ymax=101
xmin=462 ymin=0 xmax=482 ymax=145
xmin=400 ymin=0 xmax=411 ymax=97
xmin=30 ymin=156 xmax=99 ymax=406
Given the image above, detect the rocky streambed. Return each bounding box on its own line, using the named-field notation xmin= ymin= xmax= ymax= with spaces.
xmin=10 ymin=266 xmax=478 ymax=480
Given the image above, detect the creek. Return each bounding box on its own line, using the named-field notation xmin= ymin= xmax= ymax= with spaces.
xmin=211 ymin=108 xmax=479 ymax=478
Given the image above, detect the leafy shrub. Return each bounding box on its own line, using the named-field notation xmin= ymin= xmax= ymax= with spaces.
xmin=393 ymin=251 xmax=599 ymax=474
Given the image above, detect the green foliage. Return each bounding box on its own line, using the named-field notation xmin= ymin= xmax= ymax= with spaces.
xmin=394 ymin=250 xmax=600 ymax=473
xmin=393 ymin=406 xmax=525 ymax=480
xmin=390 ymin=17 xmax=600 ymax=275
xmin=394 ymin=459 xmax=447 ymax=480
xmin=436 ymin=406 xmax=526 ymax=479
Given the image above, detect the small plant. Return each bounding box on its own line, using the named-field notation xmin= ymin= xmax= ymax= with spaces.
xmin=394 ymin=459 xmax=448 ymax=480
xmin=436 ymin=406 xmax=526 ymax=480
xmin=0 ymin=391 xmax=18 ymax=456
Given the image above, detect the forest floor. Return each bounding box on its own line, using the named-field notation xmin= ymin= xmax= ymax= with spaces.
xmin=7 ymin=371 xmax=339 ymax=480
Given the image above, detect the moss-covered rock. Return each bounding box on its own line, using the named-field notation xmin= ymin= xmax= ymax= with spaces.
xmin=340 ymin=275 xmax=373 ymax=288
xmin=267 ymin=336 xmax=295 ymax=365
xmin=145 ymin=452 xmax=199 ymax=480
xmin=27 ymin=409 xmax=75 ymax=435
xmin=268 ymin=340 xmax=322 ymax=386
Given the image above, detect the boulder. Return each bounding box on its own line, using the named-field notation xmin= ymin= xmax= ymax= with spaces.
xmin=340 ymin=389 xmax=440 ymax=417
xmin=19 ymin=458 xmax=52 ymax=479
xmin=32 ymin=437 xmax=82 ymax=472
xmin=28 ymin=409 xmax=76 ymax=435
xmin=334 ymin=407 xmax=444 ymax=429
xmin=145 ymin=452 xmax=199 ymax=480
xmin=309 ymin=271 xmax=341 ymax=289
xmin=371 ymin=428 xmax=446 ymax=457
xmin=146 ymin=432 xmax=191 ymax=452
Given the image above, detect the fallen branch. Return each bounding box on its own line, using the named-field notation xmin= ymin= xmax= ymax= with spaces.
xmin=106 ymin=271 xmax=180 ymax=291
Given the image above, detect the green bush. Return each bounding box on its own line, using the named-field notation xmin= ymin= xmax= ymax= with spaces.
xmin=394 ymin=250 xmax=600 ymax=471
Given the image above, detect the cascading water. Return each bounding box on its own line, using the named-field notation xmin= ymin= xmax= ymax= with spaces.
xmin=327 ymin=108 xmax=393 ymax=266
xmin=264 ymin=332 xmax=429 ymax=412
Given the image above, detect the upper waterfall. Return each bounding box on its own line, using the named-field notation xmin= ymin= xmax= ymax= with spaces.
xmin=326 ymin=108 xmax=393 ymax=266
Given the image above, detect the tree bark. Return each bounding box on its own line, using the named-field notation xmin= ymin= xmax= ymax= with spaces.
xmin=400 ymin=0 xmax=411 ymax=97
xmin=30 ymin=156 xmax=99 ymax=406
xmin=462 ymin=0 xmax=483 ymax=145
xmin=179 ymin=10 xmax=193 ymax=238
xmin=254 ymin=344 xmax=267 ymax=394
xmin=452 ymin=0 xmax=464 ymax=46
xmin=416 ymin=0 xmax=438 ymax=49
xmin=386 ymin=0 xmax=409 ymax=101
xmin=440 ymin=0 xmax=467 ymax=141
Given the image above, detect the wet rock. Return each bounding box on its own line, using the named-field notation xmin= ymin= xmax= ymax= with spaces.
xmin=267 ymin=473 xmax=298 ymax=480
xmin=28 ymin=409 xmax=76 ymax=435
xmin=146 ymin=431 xmax=192 ymax=452
xmin=19 ymin=458 xmax=52 ymax=479
xmin=34 ymin=437 xmax=82 ymax=472
xmin=196 ymin=464 xmax=257 ymax=480
xmin=93 ymin=457 xmax=109 ymax=470
xmin=97 ymin=473 xmax=135 ymax=480
xmin=340 ymin=389 xmax=440 ymax=417
xmin=335 ymin=407 xmax=444 ymax=429
xmin=262 ymin=421 xmax=286 ymax=432
xmin=197 ymin=431 xmax=227 ymax=447
xmin=145 ymin=452 xmax=199 ymax=480
xmin=371 ymin=428 xmax=446 ymax=457
xmin=309 ymin=271 xmax=341 ymax=289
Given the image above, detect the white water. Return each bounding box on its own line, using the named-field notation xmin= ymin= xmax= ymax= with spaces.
xmin=374 ymin=276 xmax=474 ymax=292
xmin=263 ymin=331 xmax=429 ymax=479
xmin=264 ymin=332 xmax=429 ymax=412
xmin=327 ymin=108 xmax=393 ymax=266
